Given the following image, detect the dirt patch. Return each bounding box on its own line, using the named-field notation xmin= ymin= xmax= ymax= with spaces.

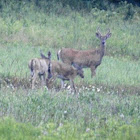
xmin=0 ymin=76 xmax=140 ymax=95
xmin=1 ymin=77 xmax=31 ymax=89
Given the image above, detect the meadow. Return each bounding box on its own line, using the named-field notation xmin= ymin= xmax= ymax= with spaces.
xmin=0 ymin=1 xmax=140 ymax=139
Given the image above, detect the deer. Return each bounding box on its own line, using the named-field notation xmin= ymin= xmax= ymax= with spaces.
xmin=28 ymin=51 xmax=51 ymax=89
xmin=42 ymin=52 xmax=84 ymax=93
xmin=57 ymin=28 xmax=111 ymax=78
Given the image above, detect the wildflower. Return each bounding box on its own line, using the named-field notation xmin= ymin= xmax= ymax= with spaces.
xmin=97 ymin=88 xmax=100 ymax=92
xmin=86 ymin=128 xmax=90 ymax=132
xmin=120 ymin=114 xmax=124 ymax=119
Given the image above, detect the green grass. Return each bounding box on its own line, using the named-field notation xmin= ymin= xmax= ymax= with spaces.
xmin=0 ymin=89 xmax=140 ymax=139
xmin=0 ymin=117 xmax=140 ymax=140
xmin=1 ymin=88 xmax=140 ymax=125
xmin=0 ymin=1 xmax=140 ymax=139
xmin=0 ymin=4 xmax=140 ymax=58
xmin=87 ymin=56 xmax=140 ymax=86
xmin=0 ymin=3 xmax=140 ymax=91
xmin=0 ymin=118 xmax=41 ymax=140
xmin=0 ymin=45 xmax=140 ymax=92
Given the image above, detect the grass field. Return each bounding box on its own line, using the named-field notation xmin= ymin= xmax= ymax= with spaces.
xmin=0 ymin=1 xmax=140 ymax=139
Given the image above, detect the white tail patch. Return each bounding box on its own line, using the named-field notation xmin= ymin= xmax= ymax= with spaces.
xmin=57 ymin=49 xmax=61 ymax=60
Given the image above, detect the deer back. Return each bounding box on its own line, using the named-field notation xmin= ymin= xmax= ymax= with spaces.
xmin=29 ymin=58 xmax=49 ymax=74
xmin=60 ymin=48 xmax=101 ymax=67
xmin=51 ymin=61 xmax=76 ymax=78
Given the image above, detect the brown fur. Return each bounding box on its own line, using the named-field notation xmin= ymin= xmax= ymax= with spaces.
xmin=28 ymin=58 xmax=49 ymax=89
xmin=46 ymin=59 xmax=84 ymax=93
xmin=57 ymin=29 xmax=111 ymax=77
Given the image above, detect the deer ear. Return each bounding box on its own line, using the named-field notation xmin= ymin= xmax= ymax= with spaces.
xmin=40 ymin=52 xmax=48 ymax=59
xmin=96 ymin=32 xmax=101 ymax=39
xmin=106 ymin=33 xmax=111 ymax=39
xmin=48 ymin=51 xmax=51 ymax=60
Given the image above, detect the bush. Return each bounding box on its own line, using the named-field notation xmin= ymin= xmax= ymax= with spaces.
xmin=0 ymin=117 xmax=140 ymax=140
xmin=0 ymin=117 xmax=41 ymax=140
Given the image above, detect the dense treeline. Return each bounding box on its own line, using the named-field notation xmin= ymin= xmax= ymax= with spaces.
xmin=0 ymin=0 xmax=139 ymax=22
xmin=0 ymin=0 xmax=139 ymax=11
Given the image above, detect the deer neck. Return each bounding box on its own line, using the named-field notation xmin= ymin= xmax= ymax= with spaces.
xmin=98 ymin=44 xmax=105 ymax=60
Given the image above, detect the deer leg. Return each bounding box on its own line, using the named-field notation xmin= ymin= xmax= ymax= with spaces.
xmin=46 ymin=78 xmax=51 ymax=89
xmin=31 ymin=73 xmax=37 ymax=89
xmin=90 ymin=65 xmax=96 ymax=78
xmin=46 ymin=77 xmax=53 ymax=89
xmin=46 ymin=75 xmax=57 ymax=89
xmin=70 ymin=78 xmax=76 ymax=94
xmin=40 ymin=74 xmax=46 ymax=87
xmin=61 ymin=80 xmax=65 ymax=89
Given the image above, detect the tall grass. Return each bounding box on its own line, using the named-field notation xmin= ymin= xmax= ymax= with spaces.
xmin=0 ymin=1 xmax=140 ymax=57
xmin=1 ymin=87 xmax=140 ymax=125
xmin=0 ymin=0 xmax=140 ymax=91
xmin=0 ymin=88 xmax=140 ymax=139
xmin=0 ymin=1 xmax=140 ymax=139
xmin=0 ymin=45 xmax=140 ymax=91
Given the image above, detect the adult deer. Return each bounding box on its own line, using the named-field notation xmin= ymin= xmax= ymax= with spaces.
xmin=57 ymin=28 xmax=111 ymax=77
xmin=28 ymin=51 xmax=51 ymax=89
xmin=43 ymin=52 xmax=84 ymax=93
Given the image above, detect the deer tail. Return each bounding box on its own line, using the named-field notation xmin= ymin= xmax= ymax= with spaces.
xmin=47 ymin=55 xmax=52 ymax=79
xmin=29 ymin=59 xmax=34 ymax=77
xmin=57 ymin=49 xmax=61 ymax=60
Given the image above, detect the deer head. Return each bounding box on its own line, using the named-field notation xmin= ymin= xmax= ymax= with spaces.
xmin=40 ymin=50 xmax=51 ymax=60
xmin=96 ymin=28 xmax=111 ymax=46
xmin=48 ymin=51 xmax=51 ymax=60
xmin=72 ymin=62 xmax=84 ymax=78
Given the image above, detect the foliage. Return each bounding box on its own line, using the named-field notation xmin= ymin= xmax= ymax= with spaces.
xmin=0 ymin=1 xmax=140 ymax=139
xmin=0 ymin=89 xmax=140 ymax=140
xmin=0 ymin=1 xmax=140 ymax=91
xmin=1 ymin=0 xmax=139 ymax=11
xmin=0 ymin=117 xmax=41 ymax=140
